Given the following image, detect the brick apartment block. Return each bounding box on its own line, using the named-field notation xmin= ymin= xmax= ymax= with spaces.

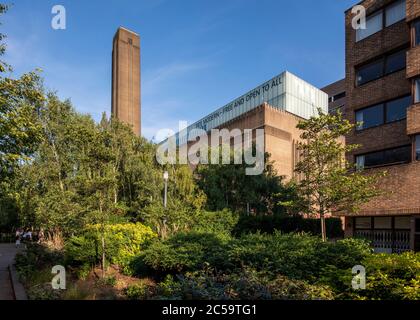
xmin=324 ymin=0 xmax=420 ymax=252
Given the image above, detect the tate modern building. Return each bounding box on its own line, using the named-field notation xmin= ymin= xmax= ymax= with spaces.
xmin=169 ymin=71 xmax=328 ymax=180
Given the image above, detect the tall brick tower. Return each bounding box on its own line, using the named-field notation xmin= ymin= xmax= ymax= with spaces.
xmin=112 ymin=27 xmax=141 ymax=136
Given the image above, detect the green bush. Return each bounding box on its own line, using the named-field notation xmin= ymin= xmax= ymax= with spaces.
xmin=65 ymin=223 xmax=156 ymax=275
xmin=15 ymin=244 xmax=64 ymax=284
xmin=233 ymin=215 xmax=344 ymax=238
xmin=75 ymin=264 xmax=91 ymax=280
xmin=96 ymin=275 xmax=117 ymax=287
xmin=156 ymin=275 xmax=183 ymax=299
xmin=140 ymin=231 xmax=370 ymax=284
xmin=153 ymin=267 xmax=334 ymax=300
xmin=228 ymin=232 xmax=370 ymax=283
xmin=125 ymin=283 xmax=150 ymax=300
xmin=192 ymin=209 xmax=239 ymax=235
xmin=339 ymin=252 xmax=420 ymax=300
xmin=140 ymin=232 xmax=232 ymax=275
xmin=15 ymin=244 xmax=65 ymax=300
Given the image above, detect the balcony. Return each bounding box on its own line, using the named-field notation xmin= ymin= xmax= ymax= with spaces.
xmin=407 ymin=104 xmax=420 ymax=135
xmin=407 ymin=46 xmax=420 ymax=79
xmin=406 ymin=0 xmax=420 ymax=23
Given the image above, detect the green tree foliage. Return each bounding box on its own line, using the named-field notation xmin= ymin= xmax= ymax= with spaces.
xmin=233 ymin=215 xmax=343 ymax=238
xmin=66 ymin=223 xmax=156 ymax=275
xmin=294 ymin=109 xmax=385 ymax=241
xmin=0 ymin=4 xmax=10 ymax=73
xmin=0 ymin=6 xmax=44 ymax=231
xmin=13 ymin=96 xmax=204 ymax=238
xmin=195 ymin=146 xmax=302 ymax=215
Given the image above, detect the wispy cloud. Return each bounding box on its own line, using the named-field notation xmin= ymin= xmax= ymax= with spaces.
xmin=142 ymin=61 xmax=210 ymax=96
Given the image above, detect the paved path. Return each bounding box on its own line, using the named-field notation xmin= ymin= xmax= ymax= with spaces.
xmin=0 ymin=244 xmax=23 ymax=300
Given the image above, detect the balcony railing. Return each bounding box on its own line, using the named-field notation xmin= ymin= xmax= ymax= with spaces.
xmin=355 ymin=230 xmax=410 ymax=253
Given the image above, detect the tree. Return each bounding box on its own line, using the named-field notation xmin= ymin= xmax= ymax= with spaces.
xmin=0 ymin=4 xmax=45 ymax=231
xmin=195 ymin=145 xmax=301 ymax=215
xmin=294 ymin=109 xmax=385 ymax=242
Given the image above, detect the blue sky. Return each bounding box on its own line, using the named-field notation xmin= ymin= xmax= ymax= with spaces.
xmin=2 ymin=0 xmax=356 ymax=140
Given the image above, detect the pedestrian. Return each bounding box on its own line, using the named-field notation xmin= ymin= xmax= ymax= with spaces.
xmin=15 ymin=229 xmax=21 ymax=248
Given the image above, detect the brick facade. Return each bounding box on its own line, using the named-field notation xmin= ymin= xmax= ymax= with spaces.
xmin=111 ymin=27 xmax=141 ymax=136
xmin=185 ymin=103 xmax=303 ymax=180
xmin=406 ymin=0 xmax=420 ymax=23
xmin=407 ymin=46 xmax=420 ymax=78
xmin=407 ymin=104 xmax=420 ymax=134
xmin=338 ymin=0 xmax=420 ymax=251
xmin=322 ymin=79 xmax=347 ymax=116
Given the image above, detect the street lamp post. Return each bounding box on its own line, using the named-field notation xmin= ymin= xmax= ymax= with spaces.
xmin=163 ymin=171 xmax=169 ymax=208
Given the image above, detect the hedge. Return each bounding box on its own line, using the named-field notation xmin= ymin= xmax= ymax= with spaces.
xmin=233 ymin=215 xmax=344 ymax=238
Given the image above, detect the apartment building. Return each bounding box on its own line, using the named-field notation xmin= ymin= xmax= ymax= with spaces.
xmin=322 ymin=79 xmax=347 ymax=117
xmin=330 ymin=0 xmax=420 ymax=253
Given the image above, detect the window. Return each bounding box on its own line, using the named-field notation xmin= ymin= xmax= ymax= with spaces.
xmin=415 ymin=78 xmax=420 ymax=103
xmin=386 ymin=95 xmax=411 ymax=122
xmin=385 ymin=50 xmax=406 ymax=74
xmin=356 ymin=1 xmax=406 ymax=42
xmin=356 ymin=104 xmax=384 ymax=130
xmin=355 ymin=95 xmax=411 ymax=130
xmin=355 ymin=217 xmax=372 ymax=229
xmin=356 ymin=145 xmax=412 ymax=169
xmin=356 ymin=49 xmax=407 ymax=86
xmin=395 ymin=217 xmax=410 ymax=229
xmin=414 ymin=20 xmax=420 ymax=46
xmin=357 ymin=10 xmax=383 ymax=42
xmin=385 ymin=0 xmax=406 ymax=27
xmin=356 ymin=60 xmax=383 ymax=86
xmin=374 ymin=217 xmax=392 ymax=229
xmin=334 ymin=92 xmax=346 ymax=101
xmin=328 ymin=92 xmax=346 ymax=103
xmin=416 ymin=135 xmax=420 ymax=161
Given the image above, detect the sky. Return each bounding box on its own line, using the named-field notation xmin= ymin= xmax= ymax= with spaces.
xmin=2 ymin=0 xmax=357 ymax=141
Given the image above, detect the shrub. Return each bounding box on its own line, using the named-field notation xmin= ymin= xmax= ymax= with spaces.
xmin=153 ymin=267 xmax=334 ymax=300
xmin=156 ymin=275 xmax=183 ymax=299
xmin=97 ymin=275 xmax=117 ymax=287
xmin=233 ymin=215 xmax=344 ymax=238
xmin=140 ymin=232 xmax=232 ymax=275
xmin=228 ymin=232 xmax=369 ymax=282
xmin=76 ymin=264 xmax=91 ymax=280
xmin=140 ymin=230 xmax=370 ymax=284
xmin=15 ymin=243 xmax=64 ymax=284
xmin=342 ymin=252 xmax=420 ymax=300
xmin=192 ymin=209 xmax=239 ymax=235
xmin=65 ymin=223 xmax=156 ymax=275
xmin=125 ymin=283 xmax=150 ymax=300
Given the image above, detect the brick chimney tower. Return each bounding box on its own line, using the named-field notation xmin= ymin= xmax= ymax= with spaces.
xmin=111 ymin=27 xmax=141 ymax=136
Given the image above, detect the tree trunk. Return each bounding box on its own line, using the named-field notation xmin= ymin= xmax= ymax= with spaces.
xmin=320 ymin=213 xmax=327 ymax=242
xmin=99 ymin=199 xmax=106 ymax=278
xmin=101 ymin=233 xmax=105 ymax=278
